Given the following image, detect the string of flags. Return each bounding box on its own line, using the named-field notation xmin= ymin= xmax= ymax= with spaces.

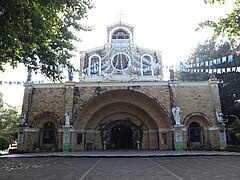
xmin=0 ymin=80 xmax=46 ymax=86
xmin=179 ymin=54 xmax=240 ymax=73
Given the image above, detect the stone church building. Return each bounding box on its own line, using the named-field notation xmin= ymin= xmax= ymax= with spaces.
xmin=17 ymin=21 xmax=227 ymax=152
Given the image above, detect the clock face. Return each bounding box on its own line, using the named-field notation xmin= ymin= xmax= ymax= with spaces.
xmin=111 ymin=53 xmax=129 ymax=71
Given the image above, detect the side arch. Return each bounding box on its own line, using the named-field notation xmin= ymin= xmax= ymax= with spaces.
xmin=183 ymin=112 xmax=211 ymax=127
xmin=32 ymin=111 xmax=61 ymax=128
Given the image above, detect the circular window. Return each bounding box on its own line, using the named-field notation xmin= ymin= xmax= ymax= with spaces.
xmin=111 ymin=53 xmax=130 ymax=71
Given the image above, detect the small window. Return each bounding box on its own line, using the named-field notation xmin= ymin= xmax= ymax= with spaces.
xmin=77 ymin=134 xmax=83 ymax=144
xmin=162 ymin=133 xmax=167 ymax=144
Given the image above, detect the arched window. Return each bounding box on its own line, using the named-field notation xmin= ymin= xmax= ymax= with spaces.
xmin=43 ymin=122 xmax=56 ymax=144
xmin=112 ymin=29 xmax=130 ymax=40
xmin=189 ymin=122 xmax=201 ymax=142
xmin=141 ymin=54 xmax=153 ymax=76
xmin=88 ymin=55 xmax=101 ymax=76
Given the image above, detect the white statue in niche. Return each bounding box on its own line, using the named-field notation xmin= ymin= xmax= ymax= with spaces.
xmin=172 ymin=106 xmax=181 ymax=125
xmin=20 ymin=114 xmax=26 ymax=126
xmin=64 ymin=112 xmax=70 ymax=127
xmin=216 ymin=111 xmax=224 ymax=123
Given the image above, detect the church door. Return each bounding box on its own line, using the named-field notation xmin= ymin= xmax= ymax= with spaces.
xmin=110 ymin=125 xmax=133 ymax=149
xmin=188 ymin=122 xmax=204 ymax=150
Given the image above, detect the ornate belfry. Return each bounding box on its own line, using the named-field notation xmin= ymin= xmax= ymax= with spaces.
xmin=80 ymin=21 xmax=163 ymax=81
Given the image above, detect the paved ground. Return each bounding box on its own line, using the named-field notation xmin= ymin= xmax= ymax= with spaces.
xmin=1 ymin=150 xmax=240 ymax=158
xmin=0 ymin=151 xmax=240 ymax=180
xmin=1 ymin=151 xmax=240 ymax=180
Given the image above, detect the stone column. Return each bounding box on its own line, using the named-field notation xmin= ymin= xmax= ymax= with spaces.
xmin=62 ymin=126 xmax=72 ymax=152
xmin=64 ymin=82 xmax=75 ymax=123
xmin=219 ymin=124 xmax=227 ymax=150
xmin=17 ymin=127 xmax=25 ymax=152
xmin=174 ymin=125 xmax=184 ymax=152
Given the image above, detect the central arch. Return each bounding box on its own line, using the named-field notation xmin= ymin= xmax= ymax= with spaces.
xmin=74 ymin=89 xmax=171 ymax=150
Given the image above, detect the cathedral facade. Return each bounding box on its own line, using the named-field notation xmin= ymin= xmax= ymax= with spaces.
xmin=17 ymin=22 xmax=227 ymax=152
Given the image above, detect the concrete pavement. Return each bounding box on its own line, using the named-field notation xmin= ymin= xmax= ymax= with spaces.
xmin=1 ymin=150 xmax=240 ymax=158
xmin=1 ymin=155 xmax=240 ymax=180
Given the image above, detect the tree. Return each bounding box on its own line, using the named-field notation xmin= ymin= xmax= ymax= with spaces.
xmin=218 ymin=72 xmax=240 ymax=118
xmin=178 ymin=37 xmax=240 ymax=120
xmin=198 ymin=0 xmax=240 ymax=40
xmin=177 ymin=36 xmax=239 ymax=81
xmin=0 ymin=0 xmax=94 ymax=81
xmin=227 ymin=116 xmax=240 ymax=145
xmin=0 ymin=93 xmax=20 ymax=151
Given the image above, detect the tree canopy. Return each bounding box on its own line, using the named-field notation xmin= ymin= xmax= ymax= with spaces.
xmin=178 ymin=36 xmax=240 ymax=121
xmin=198 ymin=0 xmax=240 ymax=40
xmin=0 ymin=93 xmax=20 ymax=151
xmin=0 ymin=0 xmax=94 ymax=81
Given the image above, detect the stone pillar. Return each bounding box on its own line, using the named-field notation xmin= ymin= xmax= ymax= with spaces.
xmin=62 ymin=126 xmax=72 ymax=152
xmin=219 ymin=124 xmax=227 ymax=150
xmin=64 ymin=82 xmax=75 ymax=123
xmin=168 ymin=81 xmax=180 ymax=105
xmin=17 ymin=127 xmax=25 ymax=152
xmin=174 ymin=125 xmax=184 ymax=152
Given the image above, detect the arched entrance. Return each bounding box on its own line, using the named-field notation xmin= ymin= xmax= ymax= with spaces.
xmin=187 ymin=122 xmax=204 ymax=150
xmin=75 ymin=89 xmax=171 ymax=150
xmin=40 ymin=122 xmax=57 ymax=150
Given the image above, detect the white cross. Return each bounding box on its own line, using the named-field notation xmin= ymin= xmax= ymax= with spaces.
xmin=116 ymin=12 xmax=124 ymax=22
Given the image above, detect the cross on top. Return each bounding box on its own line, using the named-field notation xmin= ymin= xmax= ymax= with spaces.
xmin=116 ymin=12 xmax=124 ymax=22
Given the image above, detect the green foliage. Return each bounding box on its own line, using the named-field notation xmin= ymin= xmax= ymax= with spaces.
xmin=178 ymin=36 xmax=239 ymax=82
xmin=218 ymin=72 xmax=240 ymax=118
xmin=198 ymin=0 xmax=240 ymax=39
xmin=227 ymin=117 xmax=240 ymax=144
xmin=203 ymin=0 xmax=225 ymax=4
xmin=0 ymin=136 xmax=9 ymax=151
xmin=187 ymin=36 xmax=238 ymax=62
xmin=0 ymin=0 xmax=94 ymax=81
xmin=0 ymin=92 xmax=20 ymax=148
xmin=178 ymin=37 xmax=240 ymax=122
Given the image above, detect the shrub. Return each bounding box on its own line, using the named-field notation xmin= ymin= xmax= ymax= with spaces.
xmin=0 ymin=136 xmax=9 ymax=151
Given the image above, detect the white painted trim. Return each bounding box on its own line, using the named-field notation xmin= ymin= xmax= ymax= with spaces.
xmin=76 ymin=81 xmax=169 ymax=87
xmin=140 ymin=54 xmax=153 ymax=76
xmin=33 ymin=83 xmax=65 ymax=88
xmin=208 ymin=126 xmax=219 ymax=131
xmin=89 ymin=54 xmax=102 ymax=76
xmin=158 ymin=128 xmax=169 ymax=132
xmin=58 ymin=128 xmax=75 ymax=133
xmin=24 ymin=128 xmax=39 ymax=132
